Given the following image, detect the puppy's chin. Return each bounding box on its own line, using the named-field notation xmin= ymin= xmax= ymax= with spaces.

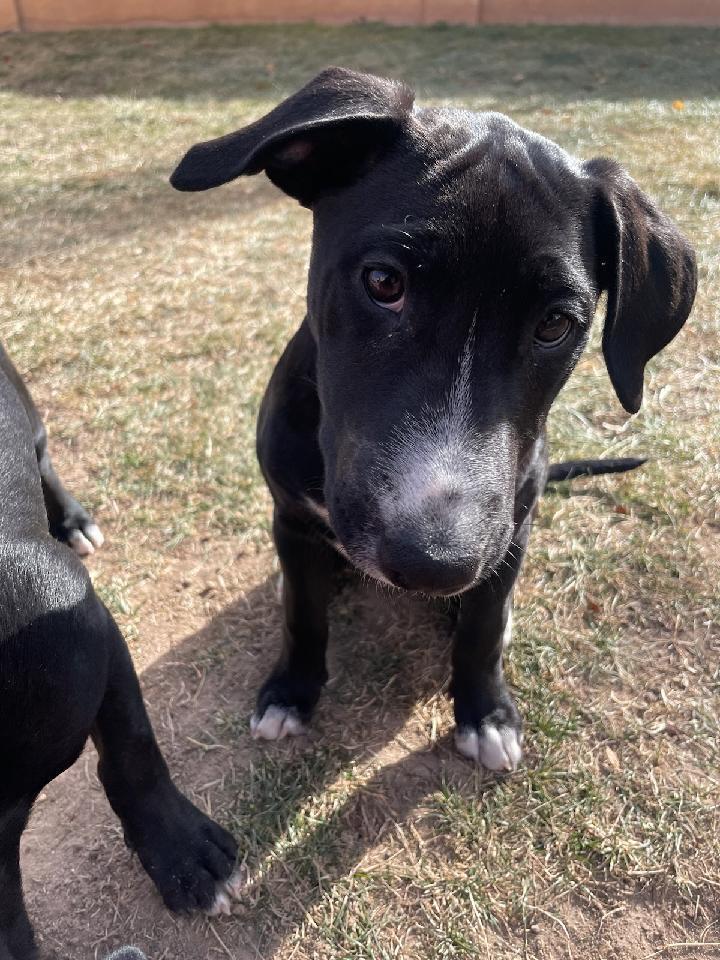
xmin=331 ymin=522 xmax=515 ymax=598
xmin=338 ymin=541 xmax=474 ymax=598
xmin=357 ymin=561 xmax=477 ymax=598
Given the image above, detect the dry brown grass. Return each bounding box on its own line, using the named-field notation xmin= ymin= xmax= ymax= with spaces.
xmin=1 ymin=24 xmax=718 ymax=960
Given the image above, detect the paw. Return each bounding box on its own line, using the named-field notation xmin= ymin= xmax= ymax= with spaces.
xmin=453 ymin=694 xmax=523 ymax=772
xmin=250 ymin=704 xmax=306 ymax=740
xmin=122 ymin=788 xmax=239 ymax=915
xmin=206 ymin=867 xmax=246 ymax=916
xmin=455 ymin=722 xmax=522 ymax=771
xmin=67 ymin=521 xmax=104 ymax=556
xmin=252 ymin=666 xmax=325 ymax=741
xmin=50 ymin=498 xmax=104 ymax=556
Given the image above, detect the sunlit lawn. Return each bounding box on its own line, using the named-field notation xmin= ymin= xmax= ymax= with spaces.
xmin=1 ymin=24 xmax=718 ymax=960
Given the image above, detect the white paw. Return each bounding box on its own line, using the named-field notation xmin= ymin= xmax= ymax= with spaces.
xmin=68 ymin=523 xmax=104 ymax=556
xmin=250 ymin=705 xmax=306 ymax=741
xmin=206 ymin=868 xmax=246 ymax=917
xmin=455 ymin=723 xmax=522 ymax=771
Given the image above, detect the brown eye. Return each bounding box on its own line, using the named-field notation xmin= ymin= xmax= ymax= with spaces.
xmin=535 ymin=312 xmax=573 ymax=347
xmin=363 ymin=266 xmax=405 ymax=312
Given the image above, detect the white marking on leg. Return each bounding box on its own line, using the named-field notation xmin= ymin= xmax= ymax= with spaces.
xmin=104 ymin=949 xmax=148 ymax=960
xmin=455 ymin=723 xmax=522 ymax=771
xmin=502 ymin=608 xmax=513 ymax=649
xmin=250 ymin=705 xmax=306 ymax=741
xmin=275 ymin=572 xmax=284 ymax=602
xmin=68 ymin=529 xmax=94 ymax=556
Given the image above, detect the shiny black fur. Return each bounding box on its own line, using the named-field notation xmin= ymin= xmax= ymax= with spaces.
xmin=0 ymin=349 xmax=237 ymax=960
xmin=172 ymin=68 xmax=696 ymax=763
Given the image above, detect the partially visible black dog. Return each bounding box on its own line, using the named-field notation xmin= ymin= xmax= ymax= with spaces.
xmin=172 ymin=68 xmax=696 ymax=772
xmin=0 ymin=347 xmax=240 ymax=960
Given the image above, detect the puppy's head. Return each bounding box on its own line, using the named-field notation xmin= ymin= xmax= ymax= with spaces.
xmin=172 ymin=68 xmax=696 ymax=596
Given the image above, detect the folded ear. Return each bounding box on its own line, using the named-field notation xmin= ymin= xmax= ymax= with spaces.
xmin=584 ymin=157 xmax=697 ymax=414
xmin=170 ymin=66 xmax=414 ymax=206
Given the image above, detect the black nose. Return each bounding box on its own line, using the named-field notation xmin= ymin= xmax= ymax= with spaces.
xmin=377 ymin=531 xmax=477 ymax=596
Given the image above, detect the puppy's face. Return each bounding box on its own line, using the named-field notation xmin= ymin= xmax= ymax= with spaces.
xmin=172 ymin=68 xmax=696 ymax=596
xmin=307 ymin=115 xmax=596 ymax=593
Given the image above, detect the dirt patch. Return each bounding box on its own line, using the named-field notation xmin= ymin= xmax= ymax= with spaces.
xmin=21 ymin=538 xmax=719 ymax=960
xmin=533 ymin=894 xmax=720 ymax=960
xmin=22 ymin=541 xmax=270 ymax=960
xmin=21 ymin=540 xmax=452 ymax=959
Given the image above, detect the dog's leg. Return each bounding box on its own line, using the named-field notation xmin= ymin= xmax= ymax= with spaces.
xmin=451 ymin=587 xmax=522 ymax=771
xmin=450 ymin=516 xmax=533 ymax=772
xmin=91 ymin=610 xmax=240 ymax=915
xmin=251 ymin=510 xmax=337 ymax=739
xmin=0 ymin=800 xmax=36 ymax=960
xmin=0 ymin=345 xmax=103 ymax=556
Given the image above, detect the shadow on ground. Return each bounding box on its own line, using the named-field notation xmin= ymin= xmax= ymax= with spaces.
xmin=22 ymin=561 xmax=497 ymax=960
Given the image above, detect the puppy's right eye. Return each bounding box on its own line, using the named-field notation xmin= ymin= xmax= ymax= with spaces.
xmin=363 ymin=266 xmax=405 ymax=313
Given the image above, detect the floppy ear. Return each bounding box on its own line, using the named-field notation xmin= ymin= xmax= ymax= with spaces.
xmin=584 ymin=157 xmax=697 ymax=414
xmin=170 ymin=66 xmax=414 ymax=206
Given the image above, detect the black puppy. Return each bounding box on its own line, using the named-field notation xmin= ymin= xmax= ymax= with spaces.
xmin=0 ymin=348 xmax=241 ymax=960
xmin=172 ymin=68 xmax=696 ymax=771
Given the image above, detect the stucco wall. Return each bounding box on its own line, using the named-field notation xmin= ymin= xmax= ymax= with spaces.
xmin=4 ymin=0 xmax=720 ymax=31
xmin=1 ymin=0 xmax=19 ymax=31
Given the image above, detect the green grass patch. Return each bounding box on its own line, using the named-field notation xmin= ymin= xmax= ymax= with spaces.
xmin=2 ymin=23 xmax=718 ymax=960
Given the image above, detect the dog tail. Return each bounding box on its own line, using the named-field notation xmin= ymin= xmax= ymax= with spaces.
xmin=546 ymin=457 xmax=647 ymax=485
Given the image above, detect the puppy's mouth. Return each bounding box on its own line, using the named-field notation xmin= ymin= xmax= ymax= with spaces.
xmin=336 ymin=524 xmax=513 ymax=599
xmin=354 ymin=553 xmax=482 ymax=598
xmin=330 ymin=529 xmax=485 ymax=598
xmin=315 ymin=496 xmax=512 ymax=598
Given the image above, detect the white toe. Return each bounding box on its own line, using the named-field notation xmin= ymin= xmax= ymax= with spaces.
xmin=455 ymin=726 xmax=481 ymax=761
xmin=224 ymin=868 xmax=245 ymax=900
xmin=68 ymin=529 xmax=94 ymax=556
xmin=500 ymin=725 xmax=523 ymax=767
xmin=207 ymin=890 xmax=232 ymax=917
xmin=455 ymin=723 xmax=522 ymax=772
xmin=250 ymin=705 xmax=306 ymax=741
xmin=84 ymin=523 xmax=105 ymax=549
xmin=478 ymin=723 xmax=522 ymax=771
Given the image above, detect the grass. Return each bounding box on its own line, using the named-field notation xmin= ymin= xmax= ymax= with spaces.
xmin=1 ymin=23 xmax=719 ymax=960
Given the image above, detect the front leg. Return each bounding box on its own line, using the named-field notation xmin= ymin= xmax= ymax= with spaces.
xmin=92 ymin=605 xmax=240 ymax=915
xmin=450 ymin=441 xmax=547 ymax=771
xmin=450 ymin=510 xmax=534 ymax=771
xmin=251 ymin=509 xmax=338 ymax=740
xmin=0 ymin=801 xmax=36 ymax=960
xmin=451 ymin=584 xmax=522 ymax=771
xmin=0 ymin=344 xmax=103 ymax=556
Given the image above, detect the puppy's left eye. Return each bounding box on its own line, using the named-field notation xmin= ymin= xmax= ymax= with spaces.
xmin=535 ymin=312 xmax=574 ymax=348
